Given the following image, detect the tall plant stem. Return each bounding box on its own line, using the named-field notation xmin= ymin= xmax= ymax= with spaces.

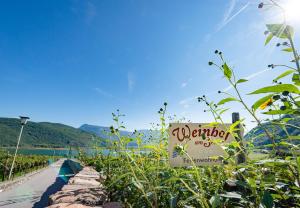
xmin=230 ymin=80 xmax=276 ymax=150
xmin=288 ymin=36 xmax=300 ymax=75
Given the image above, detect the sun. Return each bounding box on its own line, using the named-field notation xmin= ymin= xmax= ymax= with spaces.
xmin=282 ymin=0 xmax=300 ymax=24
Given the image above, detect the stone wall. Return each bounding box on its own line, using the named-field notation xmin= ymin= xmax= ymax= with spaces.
xmin=47 ymin=166 xmax=122 ymax=208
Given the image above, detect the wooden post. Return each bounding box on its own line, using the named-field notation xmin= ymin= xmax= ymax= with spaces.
xmin=232 ymin=112 xmax=246 ymax=164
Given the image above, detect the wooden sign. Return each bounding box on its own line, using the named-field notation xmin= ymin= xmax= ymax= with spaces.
xmin=168 ymin=123 xmax=238 ymax=167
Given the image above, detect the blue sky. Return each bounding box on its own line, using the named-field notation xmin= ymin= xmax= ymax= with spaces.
xmin=0 ymin=0 xmax=300 ymax=131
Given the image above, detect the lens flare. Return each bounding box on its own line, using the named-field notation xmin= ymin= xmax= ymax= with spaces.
xmin=283 ymin=0 xmax=300 ymax=24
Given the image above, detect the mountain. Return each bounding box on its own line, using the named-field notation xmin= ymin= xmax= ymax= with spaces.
xmin=244 ymin=115 xmax=300 ymax=147
xmin=79 ymin=124 xmax=159 ymax=145
xmin=79 ymin=124 xmax=132 ymax=139
xmin=0 ymin=118 xmax=101 ymax=148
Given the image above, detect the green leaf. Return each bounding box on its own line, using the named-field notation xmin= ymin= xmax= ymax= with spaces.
xmin=217 ymin=97 xmax=238 ymax=105
xmin=249 ymin=84 xmax=300 ymax=95
xmin=261 ymin=191 xmax=274 ymax=208
xmin=210 ymin=195 xmax=221 ymax=208
xmin=281 ymin=117 xmax=293 ymax=123
xmin=131 ymin=177 xmax=143 ymax=190
xmin=222 ymin=63 xmax=232 ymax=79
xmin=219 ymin=108 xmax=229 ymax=115
xmin=288 ymin=136 xmax=300 ymax=140
xmin=266 ymin=24 xmax=294 ymax=39
xmin=265 ymin=33 xmax=273 ymax=45
xmin=220 ymin=192 xmax=242 ymax=199
xmin=273 ymin=70 xmax=295 ymax=82
xmin=252 ymin=94 xmax=274 ymax=112
xmin=236 ymin=79 xmax=248 ymax=84
xmin=263 ymin=109 xmax=295 ymax=115
xmin=282 ymin=47 xmax=293 ymax=52
xmin=229 ymin=119 xmax=244 ymax=133
xmin=296 ymin=157 xmax=300 ymax=175
xmin=292 ymin=73 xmax=300 ymax=86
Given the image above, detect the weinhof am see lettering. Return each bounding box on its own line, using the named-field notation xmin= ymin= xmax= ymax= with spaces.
xmin=168 ymin=123 xmax=240 ymax=167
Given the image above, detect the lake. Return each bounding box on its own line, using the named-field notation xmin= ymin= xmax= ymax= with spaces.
xmin=2 ymin=147 xmax=110 ymax=157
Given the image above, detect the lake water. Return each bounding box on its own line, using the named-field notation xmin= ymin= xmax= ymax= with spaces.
xmin=2 ymin=147 xmax=145 ymax=157
xmin=3 ymin=147 xmax=111 ymax=157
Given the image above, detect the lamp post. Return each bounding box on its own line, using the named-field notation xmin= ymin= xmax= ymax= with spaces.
xmin=8 ymin=116 xmax=29 ymax=180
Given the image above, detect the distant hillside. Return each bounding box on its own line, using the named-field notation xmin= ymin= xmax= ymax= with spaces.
xmin=79 ymin=124 xmax=159 ymax=145
xmin=79 ymin=124 xmax=132 ymax=139
xmin=244 ymin=115 xmax=300 ymax=146
xmin=0 ymin=118 xmax=101 ymax=148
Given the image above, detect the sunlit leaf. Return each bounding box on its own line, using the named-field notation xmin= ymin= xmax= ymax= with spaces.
xmin=217 ymin=97 xmax=238 ymax=105
xmin=219 ymin=108 xmax=230 ymax=115
xmin=282 ymin=48 xmax=293 ymax=52
xmin=266 ymin=24 xmax=294 ymax=39
xmin=263 ymin=109 xmax=296 ymax=115
xmin=286 ymin=136 xmax=300 ymax=140
xmin=222 ymin=63 xmax=232 ymax=79
xmin=281 ymin=117 xmax=293 ymax=122
xmin=249 ymin=84 xmax=300 ymax=94
xmin=236 ymin=79 xmax=248 ymax=84
xmin=292 ymin=73 xmax=300 ymax=86
xmin=265 ymin=33 xmax=273 ymax=45
xmin=273 ymin=70 xmax=295 ymax=82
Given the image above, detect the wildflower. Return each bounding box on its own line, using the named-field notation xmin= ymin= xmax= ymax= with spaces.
xmin=276 ymin=43 xmax=281 ymax=47
xmin=164 ymin=102 xmax=168 ymax=106
xmin=160 ymin=108 xmax=163 ymax=112
xmin=208 ymin=61 xmax=213 ymax=66
xmin=258 ymin=2 xmax=264 ymax=8
xmin=259 ymin=98 xmax=273 ymax=110
xmin=215 ymin=50 xmax=219 ymax=54
xmin=218 ymin=90 xmax=221 ymax=94
xmin=282 ymin=42 xmax=288 ymax=46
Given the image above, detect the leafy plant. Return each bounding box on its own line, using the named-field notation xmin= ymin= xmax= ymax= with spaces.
xmin=79 ymin=1 xmax=300 ymax=207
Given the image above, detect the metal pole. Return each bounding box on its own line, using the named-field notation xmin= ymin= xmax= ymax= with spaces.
xmin=232 ymin=112 xmax=246 ymax=164
xmin=8 ymin=125 xmax=24 ymax=180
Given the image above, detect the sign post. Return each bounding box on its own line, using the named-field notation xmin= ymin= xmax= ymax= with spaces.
xmin=232 ymin=112 xmax=246 ymax=164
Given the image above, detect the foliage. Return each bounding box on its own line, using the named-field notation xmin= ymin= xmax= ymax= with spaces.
xmin=79 ymin=1 xmax=300 ymax=207
xmin=0 ymin=118 xmax=102 ymax=148
xmin=0 ymin=149 xmax=59 ymax=181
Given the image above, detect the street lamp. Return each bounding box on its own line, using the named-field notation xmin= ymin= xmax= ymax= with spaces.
xmin=8 ymin=116 xmax=30 ymax=180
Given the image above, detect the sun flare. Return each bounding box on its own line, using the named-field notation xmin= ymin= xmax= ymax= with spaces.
xmin=282 ymin=0 xmax=300 ymax=23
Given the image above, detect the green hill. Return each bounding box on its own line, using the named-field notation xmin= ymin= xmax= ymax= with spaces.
xmin=0 ymin=118 xmax=101 ymax=148
xmin=244 ymin=115 xmax=300 ymax=147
